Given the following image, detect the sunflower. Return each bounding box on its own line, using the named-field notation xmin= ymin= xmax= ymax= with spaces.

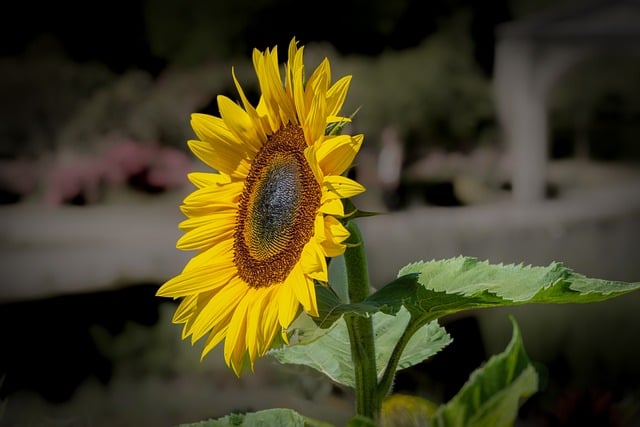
xmin=157 ymin=38 xmax=365 ymax=375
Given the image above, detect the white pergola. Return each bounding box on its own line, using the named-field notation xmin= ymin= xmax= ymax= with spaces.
xmin=493 ymin=0 xmax=640 ymax=202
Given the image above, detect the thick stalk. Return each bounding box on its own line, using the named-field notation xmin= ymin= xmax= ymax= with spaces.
xmin=343 ymin=220 xmax=379 ymax=421
xmin=345 ymin=313 xmax=378 ymax=420
xmin=345 ymin=220 xmax=370 ymax=304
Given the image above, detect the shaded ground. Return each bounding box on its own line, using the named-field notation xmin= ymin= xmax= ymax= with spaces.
xmin=0 ymin=299 xmax=354 ymax=427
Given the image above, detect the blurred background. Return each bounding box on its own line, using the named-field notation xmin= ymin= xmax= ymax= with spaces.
xmin=1 ymin=0 xmax=640 ymax=425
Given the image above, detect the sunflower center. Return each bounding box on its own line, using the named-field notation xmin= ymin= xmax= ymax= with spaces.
xmin=234 ymin=124 xmax=321 ymax=288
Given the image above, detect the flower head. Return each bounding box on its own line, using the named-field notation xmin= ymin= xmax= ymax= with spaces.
xmin=157 ymin=38 xmax=365 ymax=375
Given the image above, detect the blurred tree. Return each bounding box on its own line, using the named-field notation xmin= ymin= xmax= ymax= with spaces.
xmin=141 ymin=0 xmax=510 ymax=70
xmin=143 ymin=0 xmax=264 ymax=65
xmin=0 ymin=48 xmax=115 ymax=158
xmin=335 ymin=10 xmax=496 ymax=155
xmin=508 ymin=0 xmax=563 ymax=17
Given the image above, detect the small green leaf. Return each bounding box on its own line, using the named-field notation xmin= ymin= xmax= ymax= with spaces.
xmin=343 ymin=207 xmax=381 ymax=220
xmin=326 ymin=119 xmax=349 ymax=136
xmin=342 ymin=198 xmax=381 ymax=221
xmin=326 ymin=106 xmax=361 ymax=136
xmin=178 ymin=408 xmax=307 ymax=427
xmin=270 ymin=307 xmax=451 ymax=388
xmin=432 ymin=317 xmax=538 ymax=427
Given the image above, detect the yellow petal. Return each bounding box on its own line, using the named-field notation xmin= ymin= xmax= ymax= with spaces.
xmin=179 ymin=202 xmax=236 ymax=218
xmin=187 ymin=139 xmax=250 ymax=178
xmin=217 ymin=95 xmax=263 ymax=155
xmin=284 ymin=38 xmax=298 ymax=102
xmin=232 ymin=67 xmax=268 ymax=146
xmin=157 ymin=262 xmax=235 ymax=298
xmin=325 ymin=215 xmax=350 ymax=242
xmin=176 ymin=220 xmax=234 ymax=251
xmin=245 ymin=288 xmax=271 ymax=366
xmin=292 ymin=45 xmax=307 ymax=124
xmin=254 ymin=46 xmax=295 ymax=127
xmin=182 ymin=290 xmax=215 ymax=339
xmin=304 ymin=145 xmax=324 ymax=184
xmin=301 ymin=240 xmax=328 ymax=282
xmin=303 ymin=81 xmax=327 ymax=146
xmin=266 ymin=48 xmax=296 ymax=124
xmin=189 ymin=278 xmax=248 ymax=343
xmin=277 ymin=283 xmax=300 ymax=328
xmin=253 ymin=49 xmax=280 ymax=131
xmin=326 ymin=116 xmax=351 ymax=127
xmin=182 ymin=181 xmax=243 ymax=206
xmin=326 ymin=75 xmax=352 ymax=118
xmin=319 ymin=215 xmax=350 ymax=257
xmin=319 ymin=198 xmax=344 ymax=217
xmin=187 ymin=172 xmax=230 ymax=189
xmin=182 ymin=238 xmax=234 ymax=272
xmin=172 ymin=294 xmax=197 ymax=324
xmin=181 ymin=313 xmax=197 ymax=340
xmin=190 ymin=114 xmax=237 ymax=146
xmin=178 ymin=211 xmax=236 ymax=231
xmin=317 ymin=134 xmax=363 ymax=176
xmin=286 ymin=264 xmax=317 ymax=316
xmin=306 ymin=58 xmax=331 ymax=101
xmin=201 ymin=321 xmax=230 ymax=359
xmin=314 ymin=213 xmax=326 ymax=241
xmin=258 ymin=288 xmax=280 ymax=355
xmin=319 ymin=239 xmax=346 ymax=258
xmin=224 ymin=289 xmax=252 ymax=375
xmin=323 ymin=175 xmax=366 ymax=199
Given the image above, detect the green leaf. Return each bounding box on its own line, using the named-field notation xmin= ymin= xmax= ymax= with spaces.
xmin=402 ymin=256 xmax=640 ymax=302
xmin=377 ymin=308 xmax=452 ymax=373
xmin=270 ymin=307 xmax=451 ymax=388
xmin=271 ymin=316 xmax=354 ymax=386
xmin=369 ymin=256 xmax=640 ymax=324
xmin=342 ymin=198 xmax=381 ymax=221
xmin=343 ymin=207 xmax=381 ymax=220
xmin=178 ymin=408 xmax=307 ymax=427
xmin=432 ymin=317 xmax=538 ymax=427
xmin=326 ymin=106 xmax=362 ymax=136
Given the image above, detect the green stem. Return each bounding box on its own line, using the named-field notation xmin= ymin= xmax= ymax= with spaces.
xmin=345 ymin=220 xmax=370 ymax=303
xmin=345 ymin=313 xmax=378 ymax=421
xmin=376 ymin=317 xmax=423 ymax=403
xmin=343 ymin=219 xmax=379 ymax=421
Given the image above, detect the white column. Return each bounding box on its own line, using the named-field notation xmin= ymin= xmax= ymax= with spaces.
xmin=494 ymin=39 xmax=548 ymax=203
